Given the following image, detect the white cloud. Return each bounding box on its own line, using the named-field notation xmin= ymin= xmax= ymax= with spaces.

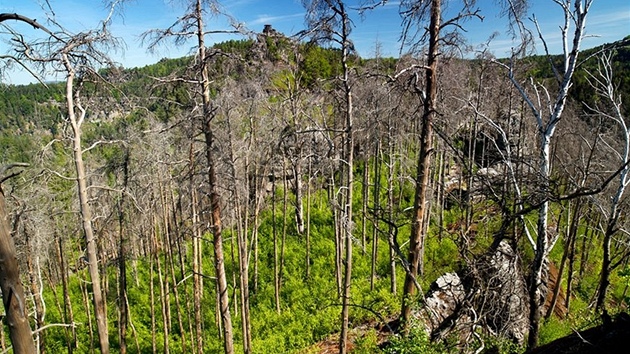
xmin=248 ymin=13 xmax=304 ymax=27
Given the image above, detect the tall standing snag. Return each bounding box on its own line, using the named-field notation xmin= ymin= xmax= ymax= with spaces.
xmin=1 ymin=11 xmax=121 ymax=354
xmin=196 ymin=2 xmax=234 ymax=353
xmin=141 ymin=1 xmax=240 ymax=352
xmin=62 ymin=50 xmax=111 ymax=354
xmin=588 ymin=51 xmax=630 ymax=314
xmin=499 ymin=0 xmax=593 ymax=349
xmin=399 ymin=0 xmax=441 ymax=331
xmin=301 ymin=1 xmax=355 ymax=352
xmin=396 ymin=0 xmax=482 ymax=331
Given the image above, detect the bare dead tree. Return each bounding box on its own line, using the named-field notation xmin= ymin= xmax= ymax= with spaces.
xmin=586 ymin=51 xmax=629 ymax=315
xmin=1 ymin=9 xmax=121 ymax=353
xmin=498 ymin=0 xmax=593 ymax=349
xmin=301 ymin=1 xmax=356 ymax=352
xmin=396 ymin=0 xmax=482 ymax=333
xmin=141 ymin=1 xmax=245 ymax=352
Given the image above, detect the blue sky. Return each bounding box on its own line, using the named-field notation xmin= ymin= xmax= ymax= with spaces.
xmin=2 ymin=0 xmax=629 ymax=84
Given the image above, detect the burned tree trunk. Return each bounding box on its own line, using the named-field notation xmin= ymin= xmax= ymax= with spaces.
xmin=0 ymin=165 xmax=37 ymax=354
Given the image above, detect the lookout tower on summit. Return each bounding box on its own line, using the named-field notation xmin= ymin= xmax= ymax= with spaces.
xmin=262 ymin=24 xmax=280 ymax=36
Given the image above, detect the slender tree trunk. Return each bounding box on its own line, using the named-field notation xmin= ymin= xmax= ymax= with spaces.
xmin=339 ymin=4 xmax=354 ymax=351
xmin=189 ymin=144 xmax=203 ymax=354
xmin=306 ymin=159 xmax=312 ymax=279
xmin=435 ymin=150 xmax=444 ymax=240
xmin=149 ymin=225 xmax=157 ymax=354
xmin=594 ymin=51 xmax=629 ymax=315
xmin=195 ymin=1 xmax=234 ymax=351
xmin=191 ymin=187 xmax=204 ymax=354
xmin=370 ymin=141 xmax=381 ymax=291
xmin=226 ymin=136 xmax=251 ymax=354
xmin=78 ymin=261 xmax=94 ymax=352
xmin=117 ymin=242 xmax=128 ymax=354
xmin=63 ymin=57 xmax=109 ymax=353
xmin=362 ymin=159 xmax=369 ymax=253
xmin=165 ymin=216 xmax=187 ymax=353
xmin=564 ymin=198 xmax=587 ymax=315
xmin=158 ymin=184 xmax=173 ymax=352
xmin=0 ymin=320 xmax=5 ymax=352
xmin=546 ymin=207 xmax=569 ymax=320
xmin=272 ymin=176 xmax=281 ymax=313
xmin=527 ymin=136 xmax=552 ymax=350
xmin=546 ymin=202 xmax=577 ymax=319
xmin=565 ymin=218 xmax=577 ymax=313
xmin=387 ymin=142 xmax=397 ymax=295
xmin=57 ymin=235 xmax=76 ymax=353
xmin=215 ymin=281 xmax=223 ymax=341
xmin=170 ymin=188 xmax=194 ymax=354
xmin=238 ymin=212 xmax=252 ymax=354
xmin=24 ymin=229 xmax=46 ymax=354
xmin=401 ymin=0 xmax=440 ymax=331
xmin=117 ymin=150 xmax=130 ymax=354
xmin=252 ymin=172 xmax=260 ymax=292
xmin=280 ymin=162 xmax=289 ymax=307
xmin=169 ymin=187 xmax=193 ymax=336
xmin=208 ymin=176 xmax=234 ymax=354
xmin=160 ymin=179 xmax=186 ymax=353
xmin=154 ymin=227 xmax=170 ymax=354
xmin=294 ymin=161 xmax=305 ymax=236
xmin=229 ymin=226 xmax=238 ymax=321
xmin=332 ymin=172 xmax=343 ymax=299
xmin=579 ymin=216 xmax=593 ymax=279
xmin=596 ymin=221 xmax=615 ymax=312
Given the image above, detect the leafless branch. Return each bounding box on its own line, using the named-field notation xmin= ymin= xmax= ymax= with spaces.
xmin=0 ymin=13 xmax=62 ymax=41
xmin=82 ymin=139 xmax=126 ymax=154
xmin=32 ymin=322 xmax=80 ymax=335
xmin=0 ymin=55 xmax=47 ymax=86
xmin=0 ymin=163 xmax=29 ymax=184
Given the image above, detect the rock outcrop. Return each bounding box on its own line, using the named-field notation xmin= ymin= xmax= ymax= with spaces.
xmin=416 ymin=240 xmax=529 ymax=352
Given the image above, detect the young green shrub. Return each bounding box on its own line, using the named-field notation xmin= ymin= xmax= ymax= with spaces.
xmin=382 ymin=321 xmax=446 ymax=354
xmin=353 ymin=328 xmax=380 ymax=353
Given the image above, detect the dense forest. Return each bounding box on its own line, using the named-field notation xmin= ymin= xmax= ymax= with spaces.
xmin=1 ymin=1 xmax=629 ymax=353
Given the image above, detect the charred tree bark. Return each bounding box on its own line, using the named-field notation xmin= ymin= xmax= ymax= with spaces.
xmin=117 ymin=149 xmax=130 ymax=354
xmin=0 ymin=177 xmax=37 ymax=354
xmin=401 ymin=0 xmax=441 ymax=331
xmin=195 ymin=1 xmax=234 ymax=351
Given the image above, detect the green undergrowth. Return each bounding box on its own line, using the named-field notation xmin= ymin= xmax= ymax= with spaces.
xmin=33 ymin=163 xmax=627 ymax=354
